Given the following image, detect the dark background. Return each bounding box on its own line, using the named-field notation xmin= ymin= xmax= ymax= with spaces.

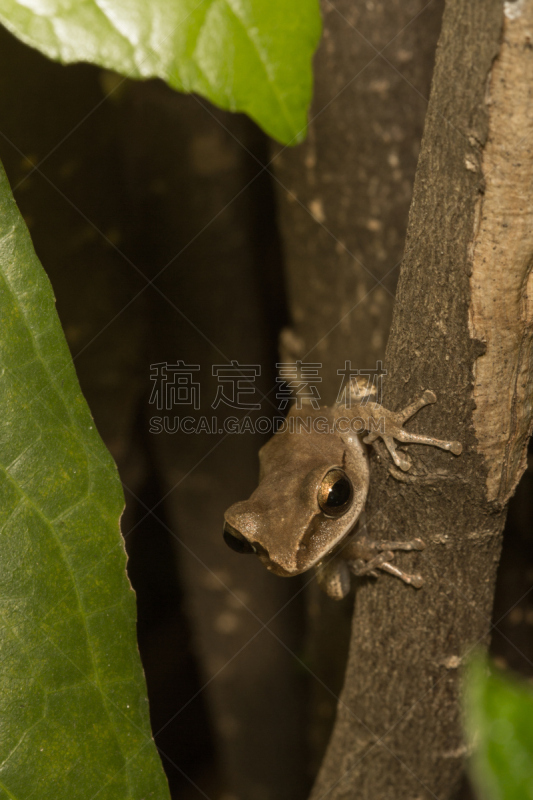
xmin=0 ymin=12 xmax=532 ymax=799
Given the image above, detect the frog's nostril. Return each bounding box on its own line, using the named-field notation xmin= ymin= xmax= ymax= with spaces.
xmin=223 ymin=522 xmax=257 ymax=555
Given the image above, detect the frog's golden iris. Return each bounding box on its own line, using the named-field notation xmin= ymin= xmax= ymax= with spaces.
xmin=317 ymin=468 xmax=353 ymax=517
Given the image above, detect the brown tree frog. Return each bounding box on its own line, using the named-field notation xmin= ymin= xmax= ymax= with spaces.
xmin=223 ymin=387 xmax=462 ymax=600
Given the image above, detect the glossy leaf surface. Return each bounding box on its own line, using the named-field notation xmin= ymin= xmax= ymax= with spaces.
xmin=0 ymin=0 xmax=321 ymax=144
xmin=0 ymin=161 xmax=170 ymax=800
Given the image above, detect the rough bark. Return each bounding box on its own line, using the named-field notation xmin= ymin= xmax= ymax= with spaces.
xmin=311 ymin=2 xmax=533 ymax=799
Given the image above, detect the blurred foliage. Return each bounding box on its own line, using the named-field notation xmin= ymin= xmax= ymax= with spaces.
xmin=466 ymin=654 xmax=533 ymax=800
xmin=0 ymin=0 xmax=321 ymax=144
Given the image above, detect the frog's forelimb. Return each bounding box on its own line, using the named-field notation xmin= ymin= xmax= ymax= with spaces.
xmin=316 ymin=529 xmax=426 ymax=600
xmin=342 ymin=388 xmax=463 ymax=472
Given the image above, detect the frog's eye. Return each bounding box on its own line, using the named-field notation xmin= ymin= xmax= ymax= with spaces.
xmin=223 ymin=522 xmax=257 ymax=554
xmin=317 ymin=468 xmax=353 ymax=518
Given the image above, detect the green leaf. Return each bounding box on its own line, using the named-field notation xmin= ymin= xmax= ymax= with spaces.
xmin=0 ymin=160 xmax=170 ymax=799
xmin=465 ymin=654 xmax=533 ymax=800
xmin=0 ymin=0 xmax=321 ymax=145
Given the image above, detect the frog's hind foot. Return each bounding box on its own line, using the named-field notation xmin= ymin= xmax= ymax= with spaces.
xmin=315 ymin=557 xmax=352 ymax=601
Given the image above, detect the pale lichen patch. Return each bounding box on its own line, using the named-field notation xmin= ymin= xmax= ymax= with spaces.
xmin=441 ymin=655 xmax=462 ymax=669
xmin=504 ymin=0 xmax=525 ymax=20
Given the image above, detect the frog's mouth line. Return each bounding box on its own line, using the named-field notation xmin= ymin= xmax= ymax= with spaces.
xmin=257 ymin=519 xmax=358 ymax=578
xmin=223 ymin=518 xmax=359 ymax=578
xmin=258 ymin=555 xmax=299 ymax=578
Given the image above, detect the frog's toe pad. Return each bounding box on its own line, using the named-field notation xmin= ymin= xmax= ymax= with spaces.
xmin=397 ymin=455 xmax=412 ymax=472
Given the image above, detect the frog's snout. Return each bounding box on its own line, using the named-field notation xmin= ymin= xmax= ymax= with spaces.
xmin=223 ymin=521 xmax=257 ymax=555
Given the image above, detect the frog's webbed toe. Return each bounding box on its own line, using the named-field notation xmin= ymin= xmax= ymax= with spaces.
xmin=376 ymin=560 xmax=424 ymax=588
xmin=376 ymin=434 xmax=412 ymax=472
xmin=398 ymin=389 xmax=436 ymax=422
xmin=347 ymin=551 xmax=394 ymax=577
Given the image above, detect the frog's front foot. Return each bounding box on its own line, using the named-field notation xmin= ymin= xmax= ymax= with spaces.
xmin=315 ymin=534 xmax=425 ymax=599
xmin=364 ymin=389 xmax=462 ymax=471
xmin=344 ymin=530 xmax=425 ymax=589
xmin=348 ymin=553 xmax=424 ymax=589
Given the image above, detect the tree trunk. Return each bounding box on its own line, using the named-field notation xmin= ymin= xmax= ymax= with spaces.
xmin=311 ymin=1 xmax=533 ymax=798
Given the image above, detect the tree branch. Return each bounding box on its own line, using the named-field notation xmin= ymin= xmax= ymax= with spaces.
xmin=311 ymin=2 xmax=533 ymax=798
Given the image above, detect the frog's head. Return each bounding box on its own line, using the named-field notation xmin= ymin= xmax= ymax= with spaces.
xmin=223 ymin=406 xmax=369 ymax=577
